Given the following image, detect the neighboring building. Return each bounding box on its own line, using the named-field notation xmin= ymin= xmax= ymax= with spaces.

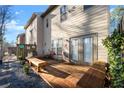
xmin=25 ymin=5 xmax=109 ymax=65
xmin=16 ymin=33 xmax=26 ymax=59
xmin=24 ymin=12 xmax=43 ymax=57
xmin=17 ymin=33 xmax=25 ymax=44
xmin=7 ymin=47 xmax=17 ymax=55
xmin=3 ymin=42 xmax=17 ymax=56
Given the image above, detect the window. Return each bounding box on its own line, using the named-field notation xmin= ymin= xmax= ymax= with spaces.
xmin=52 ymin=39 xmax=63 ymax=56
xmin=57 ymin=39 xmax=63 ymax=55
xmin=30 ymin=29 xmax=33 ymax=44
xmin=60 ymin=5 xmax=67 ymax=22
xmin=46 ymin=19 xmax=48 ymax=28
xmin=84 ymin=5 xmax=93 ymax=11
xmin=52 ymin=40 xmax=58 ymax=55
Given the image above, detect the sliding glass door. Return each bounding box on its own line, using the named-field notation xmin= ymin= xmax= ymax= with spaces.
xmin=52 ymin=39 xmax=63 ymax=60
xmin=70 ymin=35 xmax=95 ymax=64
xmin=83 ymin=37 xmax=93 ymax=64
xmin=71 ymin=39 xmax=79 ymax=63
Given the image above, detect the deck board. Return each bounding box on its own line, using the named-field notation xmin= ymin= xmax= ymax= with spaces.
xmin=28 ymin=58 xmax=106 ymax=88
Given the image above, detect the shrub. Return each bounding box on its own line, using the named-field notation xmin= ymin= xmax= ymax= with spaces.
xmin=20 ymin=60 xmax=25 ymax=65
xmin=23 ymin=63 xmax=29 ymax=75
xmin=102 ymin=29 xmax=124 ymax=87
xmin=18 ymin=56 xmax=23 ymax=60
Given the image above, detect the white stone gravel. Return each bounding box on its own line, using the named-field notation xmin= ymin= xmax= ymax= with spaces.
xmin=0 ymin=61 xmax=51 ymax=88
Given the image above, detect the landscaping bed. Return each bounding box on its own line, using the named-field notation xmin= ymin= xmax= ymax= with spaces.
xmin=0 ymin=61 xmax=51 ymax=88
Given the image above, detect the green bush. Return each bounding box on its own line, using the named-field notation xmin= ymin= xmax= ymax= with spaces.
xmin=102 ymin=29 xmax=124 ymax=87
xmin=18 ymin=56 xmax=23 ymax=60
xmin=23 ymin=63 xmax=29 ymax=75
xmin=20 ymin=60 xmax=25 ymax=65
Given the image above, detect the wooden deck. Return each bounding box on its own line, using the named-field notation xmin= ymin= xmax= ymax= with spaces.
xmin=29 ymin=59 xmax=89 ymax=87
xmin=28 ymin=58 xmax=106 ymax=88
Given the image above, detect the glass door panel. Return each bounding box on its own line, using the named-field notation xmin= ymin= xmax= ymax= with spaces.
xmin=83 ymin=37 xmax=93 ymax=64
xmin=71 ymin=39 xmax=79 ymax=62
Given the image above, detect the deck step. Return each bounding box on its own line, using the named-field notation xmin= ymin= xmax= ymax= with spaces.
xmin=65 ymin=73 xmax=84 ymax=87
xmin=39 ymin=72 xmax=74 ymax=88
xmin=44 ymin=66 xmax=70 ymax=78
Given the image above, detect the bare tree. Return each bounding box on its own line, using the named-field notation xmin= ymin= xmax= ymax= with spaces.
xmin=0 ymin=5 xmax=12 ymax=64
xmin=110 ymin=6 xmax=124 ymax=33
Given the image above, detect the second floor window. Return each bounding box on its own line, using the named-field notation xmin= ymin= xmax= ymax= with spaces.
xmin=46 ymin=19 xmax=48 ymax=28
xmin=60 ymin=5 xmax=67 ymax=22
xmin=30 ymin=29 xmax=33 ymax=44
xmin=84 ymin=5 xmax=93 ymax=11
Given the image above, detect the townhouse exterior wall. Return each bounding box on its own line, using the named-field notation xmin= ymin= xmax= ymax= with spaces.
xmin=24 ymin=5 xmax=109 ymax=64
xmin=49 ymin=5 xmax=109 ymax=64
xmin=42 ymin=14 xmax=51 ymax=55
xmin=25 ymin=14 xmax=43 ymax=56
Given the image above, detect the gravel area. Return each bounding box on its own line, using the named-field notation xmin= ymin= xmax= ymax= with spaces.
xmin=0 ymin=61 xmax=51 ymax=88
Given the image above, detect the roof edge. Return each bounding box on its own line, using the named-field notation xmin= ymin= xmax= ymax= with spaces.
xmin=24 ymin=6 xmax=58 ymax=30
xmin=41 ymin=5 xmax=58 ymax=17
xmin=24 ymin=13 xmax=40 ymax=30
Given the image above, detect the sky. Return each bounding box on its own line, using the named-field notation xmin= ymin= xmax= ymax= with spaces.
xmin=5 ymin=5 xmax=117 ymax=43
xmin=109 ymin=5 xmax=116 ymax=12
xmin=5 ymin=5 xmax=49 ymax=43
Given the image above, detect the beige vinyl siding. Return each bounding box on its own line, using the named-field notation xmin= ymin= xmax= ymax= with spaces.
xmin=25 ymin=15 xmax=44 ymax=56
xmin=25 ymin=17 xmax=37 ymax=45
xmin=50 ymin=5 xmax=109 ymax=63
xmin=43 ymin=14 xmax=51 ymax=55
xmin=37 ymin=15 xmax=44 ymax=56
